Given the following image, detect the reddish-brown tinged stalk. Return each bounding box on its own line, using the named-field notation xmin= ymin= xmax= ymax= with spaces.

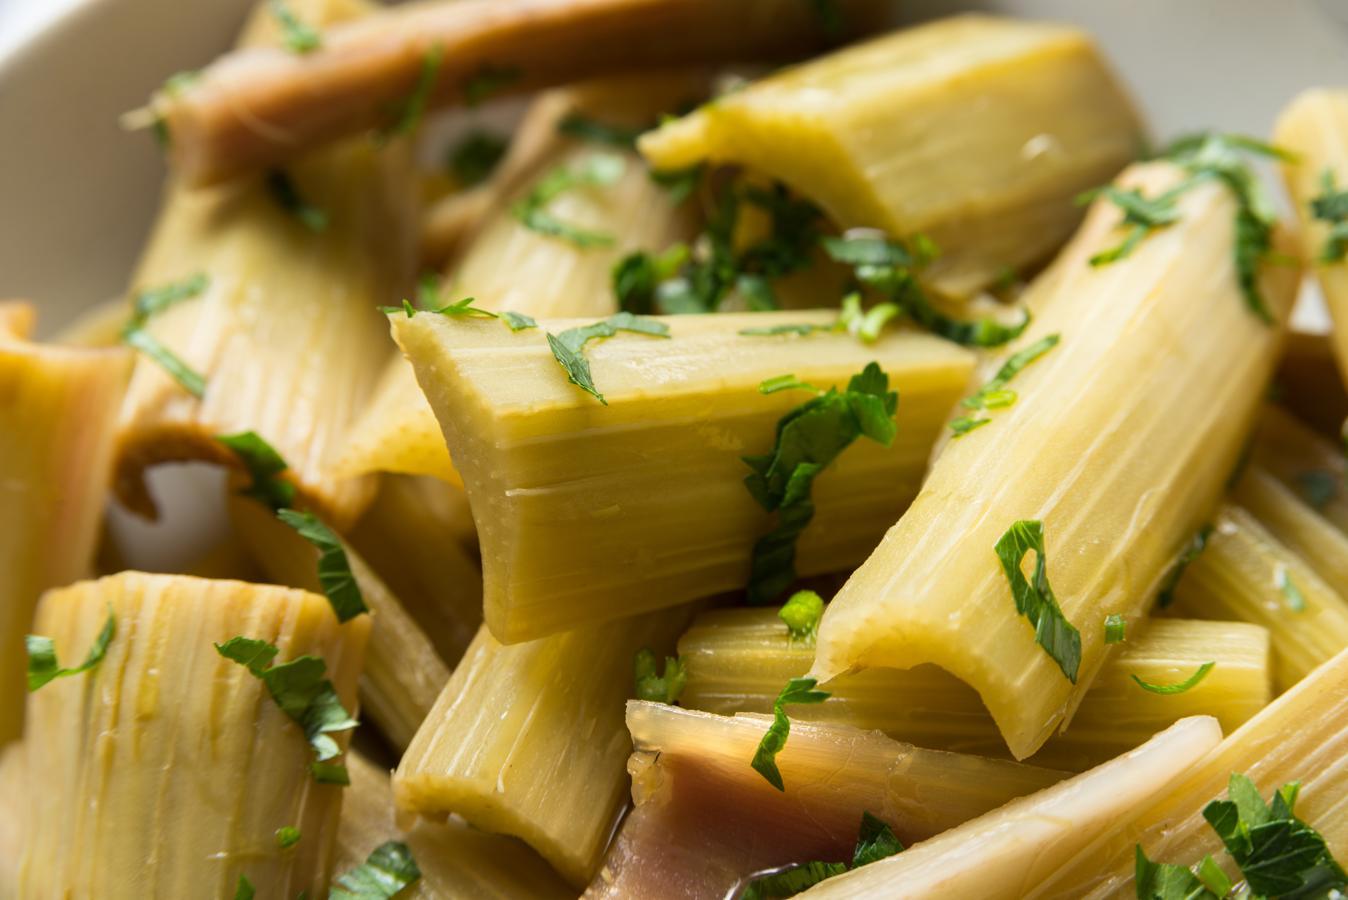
xmin=155 ymin=0 xmax=888 ymax=186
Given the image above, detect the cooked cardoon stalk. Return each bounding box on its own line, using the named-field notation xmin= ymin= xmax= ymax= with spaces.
xmin=1252 ymin=403 xmax=1348 ymax=534
xmin=1029 ymin=645 xmax=1348 ymax=898
xmin=1170 ymin=502 xmax=1348 ymax=692
xmin=346 ymin=475 xmax=482 ymax=666
xmin=585 ymin=702 xmax=1065 ymax=899
xmin=228 ymin=497 xmax=448 ymax=751
xmin=150 ymin=0 xmax=886 ymax=186
xmin=1234 ymin=461 xmax=1348 ymax=600
xmin=17 ymin=572 xmax=369 ymax=898
xmin=338 ymin=752 xmax=572 ymax=900
xmin=338 ymin=73 xmax=704 ymax=487
xmin=679 ymin=610 xmax=1270 ymax=771
xmin=394 ymin=608 xmax=690 ymax=887
xmin=795 ymin=717 xmax=1221 ymax=899
xmin=394 ymin=310 xmax=974 ymax=643
xmin=639 ymin=15 xmax=1143 ymax=295
xmin=809 ymin=161 xmax=1298 ymax=760
xmin=0 ymin=303 xmax=132 ymax=745
xmin=0 ymin=744 xmax=21 ymax=895
xmin=115 ymin=0 xmax=415 ymax=532
xmin=1275 ymin=89 xmax=1348 ymax=379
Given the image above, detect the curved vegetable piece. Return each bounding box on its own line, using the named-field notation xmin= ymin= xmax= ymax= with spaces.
xmin=17 ymin=572 xmax=369 ymax=899
xmin=809 ymin=162 xmax=1299 ymax=760
xmin=395 ymin=608 xmax=689 ymax=887
xmin=680 ymin=609 xmax=1270 ymax=772
xmin=151 ymin=0 xmax=887 ymax=186
xmin=394 ymin=310 xmax=974 ymax=643
xmin=228 ymin=496 xmax=450 ymax=750
xmin=338 ymin=752 xmax=572 ymax=900
xmin=115 ymin=0 xmax=416 ymax=531
xmin=585 ymin=702 xmax=1064 ymax=899
xmin=796 ymin=717 xmax=1222 ymax=899
xmin=1253 ymin=403 xmax=1348 ymax=535
xmin=0 ymin=302 xmax=132 ymax=745
xmin=1235 ymin=460 xmax=1348 ymax=603
xmin=639 ymin=15 xmax=1144 ymax=295
xmin=1030 ymin=644 xmax=1348 ymax=898
xmin=1170 ymin=502 xmax=1348 ymax=692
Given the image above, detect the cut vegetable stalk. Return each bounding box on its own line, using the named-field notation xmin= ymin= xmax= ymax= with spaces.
xmin=1169 ymin=502 xmax=1348 ymax=692
xmin=1029 ymin=644 xmax=1348 ymax=898
xmin=0 ymin=303 xmax=132 ymax=745
xmin=394 ymin=608 xmax=690 ymax=887
xmin=679 ymin=610 xmax=1270 ymax=772
xmin=1234 ymin=461 xmax=1348 ymax=604
xmin=393 ymin=310 xmax=973 ymax=643
xmin=809 ymin=161 xmax=1299 ymax=760
xmin=228 ymin=495 xmax=449 ymax=751
xmin=115 ymin=0 xmax=416 ymax=533
xmin=794 ymin=717 xmax=1222 ymax=899
xmin=17 ymin=572 xmax=369 ymax=898
xmin=149 ymin=0 xmax=887 ymax=185
xmin=584 ymin=702 xmax=1065 ymax=899
xmin=337 ymin=752 xmax=571 ymax=900
xmin=639 ymin=14 xmax=1144 ymax=296
xmin=1252 ymin=403 xmax=1348 ymax=535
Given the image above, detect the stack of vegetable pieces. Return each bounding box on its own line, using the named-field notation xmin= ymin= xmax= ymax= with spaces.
xmin=6 ymin=0 xmax=1348 ymax=897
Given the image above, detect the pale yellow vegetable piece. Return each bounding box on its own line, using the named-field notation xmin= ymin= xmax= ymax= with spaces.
xmin=115 ymin=0 xmax=415 ymax=531
xmin=395 ymin=608 xmax=688 ymax=887
xmin=1253 ymin=403 xmax=1348 ymax=535
xmin=680 ymin=609 xmax=1269 ymax=771
xmin=640 ymin=14 xmax=1144 ymax=295
xmin=228 ymin=495 xmax=449 ymax=751
xmin=585 ymin=702 xmax=1065 ymax=899
xmin=0 ymin=302 xmax=132 ymax=745
xmin=810 ymin=162 xmax=1299 ymax=760
xmin=337 ymin=752 xmax=572 ymax=900
xmin=152 ymin=0 xmax=888 ymax=186
xmin=1030 ymin=644 xmax=1348 ymax=898
xmin=1234 ymin=461 xmax=1348 ymax=604
xmin=394 ymin=309 xmax=974 ymax=643
xmin=0 ymin=743 xmax=22 ymax=896
xmin=1170 ymin=502 xmax=1348 ymax=692
xmin=18 ymin=572 xmax=369 ymax=899
xmin=798 ymin=717 xmax=1222 ymax=899
xmin=1275 ymin=88 xmax=1348 ymax=384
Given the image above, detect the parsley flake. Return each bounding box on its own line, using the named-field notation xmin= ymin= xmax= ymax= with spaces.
xmin=751 ymin=677 xmax=830 ymax=791
xmin=501 ymin=311 xmax=537 ymax=331
xmin=234 ymin=875 xmax=255 ymax=900
xmin=1277 ymin=565 xmax=1308 ymax=612
xmin=121 ymin=273 xmax=211 ymax=397
xmin=380 ymin=295 xmax=497 ymax=320
xmin=544 ymin=311 xmax=670 ymax=404
xmin=513 ymin=153 xmax=626 ymax=247
xmin=1312 ymin=168 xmax=1348 ymax=264
xmin=217 ymin=431 xmax=296 ymax=513
xmin=779 ymin=590 xmax=825 ymax=644
xmin=951 ymin=333 xmax=1060 ymax=436
xmin=1104 ymin=614 xmax=1126 ymax=645
xmin=131 ymin=272 xmax=209 ymax=320
xmin=331 ymin=840 xmax=422 ymax=900
xmin=26 ymin=605 xmax=116 ymax=691
xmin=614 ymin=244 xmax=690 ymax=314
xmin=1085 ymin=184 xmax=1183 ymax=266
xmin=269 ymin=0 xmax=321 ymax=53
xmin=1157 ymin=525 xmax=1214 ymax=609
xmin=275 ymin=826 xmax=301 ymax=849
xmin=1131 ymin=661 xmax=1215 ymax=695
xmin=993 ymin=520 xmax=1082 ymax=682
xmin=633 ymin=649 xmax=687 ymax=704
xmin=276 ymin=510 xmax=367 ymax=623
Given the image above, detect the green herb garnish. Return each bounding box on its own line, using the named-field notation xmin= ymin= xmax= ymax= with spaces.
xmin=779 ymin=590 xmax=825 ymax=643
xmin=217 ymin=431 xmax=296 ymax=513
xmin=1131 ymin=661 xmax=1215 ymax=695
xmin=614 ymin=244 xmax=690 ymax=314
xmin=751 ymin=677 xmax=830 ymax=791
xmin=1104 ymin=614 xmax=1126 ymax=645
xmin=558 ymin=112 xmax=645 ymax=148
xmin=447 ymin=130 xmax=508 ymax=187
xmin=501 ymin=311 xmax=538 ymax=331
xmin=379 ymin=43 xmax=443 ymax=141
xmin=276 ymin=510 xmax=367 ymax=623
xmin=234 ymin=875 xmax=255 ymax=900
xmin=950 ymin=333 xmax=1060 ymax=436
xmin=131 ymin=272 xmax=209 ymax=319
xmin=1157 ymin=525 xmax=1214 ymax=609
xmin=545 ymin=311 xmax=670 ymax=404
xmin=269 ymin=0 xmax=321 ymax=53
xmin=275 ymin=826 xmax=301 ymax=849
xmin=265 ymin=169 xmax=328 ymax=232
xmin=464 ymin=63 xmax=521 ymax=107
xmin=739 ymin=811 xmax=902 ymax=898
xmin=331 ymin=840 xmax=422 ymax=900
xmin=1296 ymin=470 xmax=1338 ymax=509
xmin=744 ymin=363 xmax=898 ymax=605
xmin=1310 ymin=168 xmax=1348 ymax=263
xmin=994 ymin=520 xmax=1082 ymax=683
xmin=215 ymin=636 xmax=359 ymax=782
xmin=1084 ymin=185 xmax=1183 ymax=266
xmin=513 ymin=153 xmax=626 ymax=247
xmin=633 ymin=649 xmax=686 ymax=704
xmin=26 ymin=605 xmax=115 ymax=691
xmin=1278 ymin=566 xmax=1308 ymax=612
xmin=380 ymin=295 xmax=496 ymax=319
xmin=122 ymin=273 xmax=212 ymax=397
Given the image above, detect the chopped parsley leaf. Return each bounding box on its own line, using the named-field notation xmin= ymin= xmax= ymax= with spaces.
xmin=379 ymin=44 xmax=443 ymax=141
xmin=381 ymin=295 xmax=497 ymax=320
xmin=1278 ymin=565 xmax=1308 ymax=612
xmin=994 ymin=520 xmax=1082 ymax=682
xmin=951 ymin=333 xmax=1060 ymax=436
xmin=269 ymin=0 xmax=321 ymax=53
xmin=131 ymin=272 xmax=209 ymax=320
xmin=1104 ymin=614 xmax=1126 ymax=645
xmin=26 ymin=605 xmax=116 ymax=691
xmin=217 ymin=431 xmax=296 ymax=513
xmin=1311 ymin=168 xmax=1348 ymax=263
xmin=1157 ymin=525 xmax=1214 ymax=609
xmin=1085 ymin=184 xmax=1183 ymax=266
xmin=779 ymin=590 xmax=825 ymax=643
xmin=447 ymin=130 xmax=508 ymax=187
xmin=276 ymin=510 xmax=367 ymax=623
xmin=545 ymin=311 xmax=670 ymax=404
xmin=1131 ymin=661 xmax=1215 ymax=695
xmin=614 ymin=244 xmax=690 ymax=314
xmin=121 ymin=273 xmax=212 ymax=397
xmin=513 ymin=153 xmax=627 ymax=247
xmin=331 ymin=840 xmax=422 ymax=900
xmin=234 ymin=875 xmax=256 ymax=900
xmin=633 ymin=649 xmax=686 ymax=704
xmin=275 ymin=826 xmax=301 ymax=849
xmin=750 ymin=677 xmax=830 ymax=791
xmin=649 ymin=163 xmax=703 ymax=205
xmin=501 ymin=311 xmax=537 ymax=331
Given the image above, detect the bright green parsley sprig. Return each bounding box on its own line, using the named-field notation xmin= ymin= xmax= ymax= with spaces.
xmin=215 ymin=636 xmax=359 ymax=783
xmin=1132 ymin=661 xmax=1215 ymax=695
xmin=217 ymin=430 xmax=296 ymax=512
xmin=744 ymin=363 xmax=898 ymax=605
xmin=633 ymin=648 xmax=687 ymax=705
xmin=739 ymin=811 xmax=902 ymax=899
xmin=1311 ymin=168 xmax=1348 ymax=264
xmin=951 ymin=333 xmax=1060 ymax=436
xmin=993 ymin=520 xmax=1081 ymax=683
xmin=331 ymin=840 xmax=422 ymax=900
xmin=26 ymin=605 xmax=116 ymax=691
xmin=750 ymin=677 xmax=830 ymax=791
xmin=513 ymin=153 xmax=627 ymax=248
xmin=1278 ymin=566 xmax=1307 ymax=613
xmin=779 ymin=590 xmax=825 ymax=644
xmin=1104 ymin=614 xmax=1127 ymax=645
xmin=121 ymin=273 xmax=211 ymax=397
xmin=1135 ymin=773 xmax=1346 ymax=899
xmin=544 ymin=311 xmax=670 ymax=404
